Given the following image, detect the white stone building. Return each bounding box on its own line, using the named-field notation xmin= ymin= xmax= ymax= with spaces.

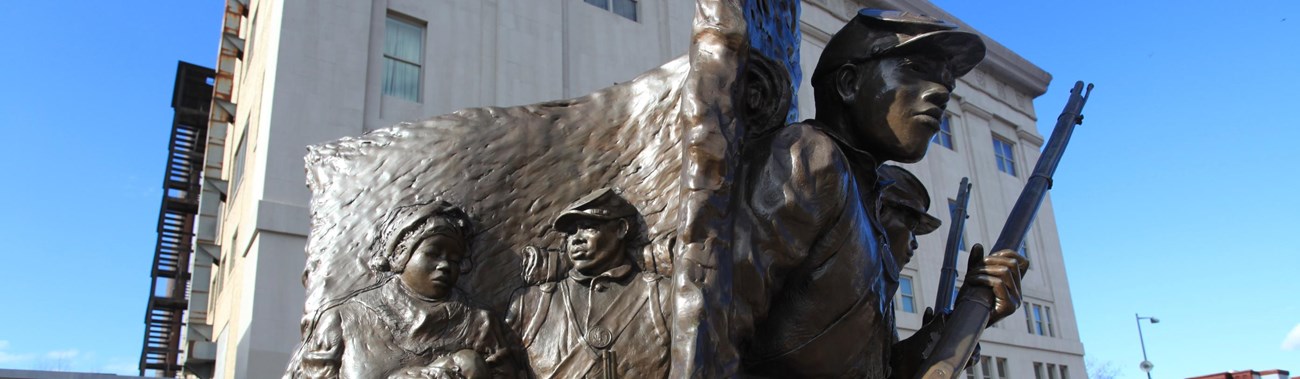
xmin=159 ymin=0 xmax=1086 ymax=378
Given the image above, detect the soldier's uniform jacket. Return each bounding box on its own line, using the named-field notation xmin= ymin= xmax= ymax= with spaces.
xmin=735 ymin=121 xmax=902 ymax=378
xmin=507 ymin=264 xmax=672 ymax=379
xmin=288 ymin=278 xmax=515 ymax=379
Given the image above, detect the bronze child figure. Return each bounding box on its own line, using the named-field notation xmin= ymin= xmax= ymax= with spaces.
xmin=287 ymin=201 xmax=515 ymax=379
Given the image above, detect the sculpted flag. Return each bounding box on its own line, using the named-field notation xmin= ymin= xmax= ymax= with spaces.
xmin=291 ymin=0 xmax=800 ymax=377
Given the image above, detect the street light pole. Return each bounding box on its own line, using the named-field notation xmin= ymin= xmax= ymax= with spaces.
xmin=1136 ymin=313 xmax=1159 ymax=379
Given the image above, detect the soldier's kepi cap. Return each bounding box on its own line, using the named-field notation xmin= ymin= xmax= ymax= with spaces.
xmin=554 ymin=188 xmax=638 ymax=234
xmin=878 ymin=165 xmax=942 ymax=235
xmin=811 ymin=9 xmax=986 ymax=84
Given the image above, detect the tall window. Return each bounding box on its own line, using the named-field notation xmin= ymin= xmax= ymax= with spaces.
xmin=932 ymin=114 xmax=954 ymax=150
xmin=997 ymin=358 xmax=1009 ymax=379
xmin=584 ymin=0 xmax=638 ymax=21
xmin=1024 ymin=302 xmax=1035 ymax=333
xmin=1046 ymin=364 xmax=1058 ymax=379
xmin=980 ymin=356 xmax=993 ymax=379
xmin=230 ymin=128 xmax=248 ymax=198
xmin=1033 ymin=304 xmax=1045 ymax=335
xmin=1059 ymin=365 xmax=1069 ymax=379
xmin=1033 ymin=362 xmax=1044 ymax=379
xmin=383 ymin=15 xmax=424 ymax=102
xmin=898 ymin=275 xmax=917 ymax=313
xmin=992 ymin=136 xmax=1017 ymax=176
xmin=1044 ymin=304 xmax=1056 ymax=337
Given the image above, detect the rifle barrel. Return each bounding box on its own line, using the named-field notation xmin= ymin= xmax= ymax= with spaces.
xmin=915 ymin=81 xmax=1092 ymax=379
xmin=935 ymin=177 xmax=971 ymax=315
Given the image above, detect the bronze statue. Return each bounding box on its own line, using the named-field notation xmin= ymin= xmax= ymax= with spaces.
xmin=507 ymin=189 xmax=672 ymax=379
xmin=287 ymin=1 xmax=1054 ymax=377
xmin=286 ymin=201 xmax=515 ymax=379
xmin=728 ymin=10 xmax=1028 ymax=378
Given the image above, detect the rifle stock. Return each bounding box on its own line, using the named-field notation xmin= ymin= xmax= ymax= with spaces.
xmin=915 ymin=81 xmax=1093 ymax=379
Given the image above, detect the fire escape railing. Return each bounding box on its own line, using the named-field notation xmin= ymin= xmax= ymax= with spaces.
xmin=140 ymin=61 xmax=214 ymax=378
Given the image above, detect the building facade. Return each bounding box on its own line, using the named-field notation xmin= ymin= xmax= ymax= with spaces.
xmin=151 ymin=0 xmax=1085 ymax=378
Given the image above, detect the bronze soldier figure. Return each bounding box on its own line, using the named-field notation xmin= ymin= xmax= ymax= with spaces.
xmin=507 ymin=189 xmax=672 ymax=379
xmin=732 ymin=10 xmax=1029 ymax=378
xmin=287 ymin=201 xmax=515 ymax=379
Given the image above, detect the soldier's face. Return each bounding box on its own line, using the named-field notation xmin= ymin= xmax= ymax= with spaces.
xmin=399 ymin=234 xmax=464 ymax=300
xmin=880 ymin=200 xmax=923 ymax=269
xmin=842 ymin=55 xmax=954 ymax=163
xmin=566 ymin=218 xmax=628 ymax=276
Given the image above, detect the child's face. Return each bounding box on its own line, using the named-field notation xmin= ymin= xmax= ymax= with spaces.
xmin=399 ymin=234 xmax=464 ymax=300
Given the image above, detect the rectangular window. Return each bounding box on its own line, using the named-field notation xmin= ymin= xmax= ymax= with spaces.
xmin=1059 ymin=365 xmax=1068 ymax=379
xmin=230 ymin=128 xmax=248 ymax=197
xmin=1044 ymin=305 xmax=1056 ymax=337
xmin=1033 ymin=362 xmax=1044 ymax=379
xmin=997 ymin=358 xmax=1009 ymax=379
xmin=898 ymin=275 xmax=917 ymax=313
xmin=584 ymin=0 xmax=638 ymax=21
xmin=1046 ymin=364 xmax=1058 ymax=379
xmin=933 ymin=114 xmax=954 ymax=149
xmin=383 ymin=15 xmax=424 ymax=102
xmin=981 ymin=356 xmax=993 ymax=379
xmin=947 ymin=199 xmax=967 ymax=251
xmin=967 ymin=366 xmax=977 ymax=379
xmin=993 ymin=136 xmax=1017 ymax=176
xmin=1033 ymin=304 xmax=1045 ymax=335
xmin=1024 ymin=303 xmax=1035 ymax=333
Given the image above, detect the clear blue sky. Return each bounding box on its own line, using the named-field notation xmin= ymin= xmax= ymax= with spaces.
xmin=929 ymin=0 xmax=1300 ymax=377
xmin=0 ymin=0 xmax=1296 ymax=377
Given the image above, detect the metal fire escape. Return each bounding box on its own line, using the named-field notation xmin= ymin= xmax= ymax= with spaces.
xmin=140 ymin=62 xmax=215 ymax=377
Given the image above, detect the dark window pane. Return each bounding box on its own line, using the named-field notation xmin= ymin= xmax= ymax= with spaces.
xmin=585 ymin=0 xmax=610 ymax=9
xmin=612 ymin=0 xmax=637 ymax=20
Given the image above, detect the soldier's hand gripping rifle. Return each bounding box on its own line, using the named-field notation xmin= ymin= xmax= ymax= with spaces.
xmin=934 ymin=177 xmax=972 ymax=315
xmin=915 ymin=81 xmax=1094 ymax=379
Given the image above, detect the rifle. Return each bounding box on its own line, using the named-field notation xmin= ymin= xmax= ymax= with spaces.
xmin=915 ymin=81 xmax=1094 ymax=379
xmin=934 ymin=177 xmax=971 ymax=315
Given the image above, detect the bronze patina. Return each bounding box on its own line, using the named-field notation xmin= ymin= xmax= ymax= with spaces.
xmin=282 ymin=1 xmax=1074 ymax=378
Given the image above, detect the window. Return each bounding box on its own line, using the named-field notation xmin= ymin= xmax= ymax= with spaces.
xmin=1024 ymin=301 xmax=1057 ymax=337
xmin=1033 ymin=304 xmax=1045 ymax=335
xmin=932 ymin=114 xmax=954 ymax=149
xmin=584 ymin=0 xmax=638 ymax=21
xmin=1024 ymin=301 xmax=1035 ymax=333
xmin=967 ymin=355 xmax=1006 ymax=379
xmin=898 ymin=275 xmax=917 ymax=313
xmin=383 ymin=15 xmax=424 ymax=102
xmin=230 ymin=128 xmax=248 ymax=197
xmin=1044 ymin=305 xmax=1056 ymax=337
xmin=992 ymin=136 xmax=1017 ymax=176
xmin=947 ymin=199 xmax=967 ymax=251
xmin=1035 ymin=361 xmax=1068 ymax=379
